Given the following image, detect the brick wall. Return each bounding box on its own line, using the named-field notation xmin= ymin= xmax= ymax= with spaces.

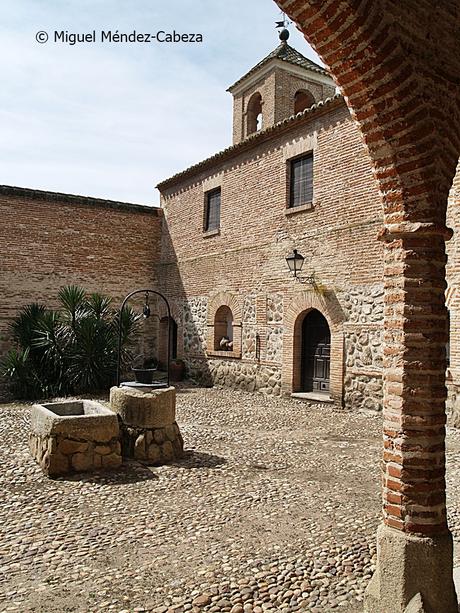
xmin=273 ymin=68 xmax=336 ymax=125
xmin=0 ymin=187 xmax=162 ymax=394
xmin=231 ymin=71 xmax=278 ymax=144
xmin=158 ymin=98 xmax=386 ymax=409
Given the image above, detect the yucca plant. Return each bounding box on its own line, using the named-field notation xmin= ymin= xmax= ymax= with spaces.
xmin=1 ymin=285 xmax=141 ymax=399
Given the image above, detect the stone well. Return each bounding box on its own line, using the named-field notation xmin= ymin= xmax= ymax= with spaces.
xmin=29 ymin=400 xmax=122 ymax=477
xmin=109 ymin=386 xmax=184 ymax=464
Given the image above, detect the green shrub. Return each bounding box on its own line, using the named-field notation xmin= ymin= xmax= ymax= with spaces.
xmin=1 ymin=285 xmax=140 ymax=399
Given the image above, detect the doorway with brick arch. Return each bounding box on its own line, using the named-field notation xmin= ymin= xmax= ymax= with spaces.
xmin=301 ymin=309 xmax=331 ymax=393
xmin=158 ymin=316 xmax=178 ymax=369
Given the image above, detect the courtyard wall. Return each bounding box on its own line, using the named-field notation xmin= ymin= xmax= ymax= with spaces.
xmin=0 ymin=186 xmax=162 ymax=397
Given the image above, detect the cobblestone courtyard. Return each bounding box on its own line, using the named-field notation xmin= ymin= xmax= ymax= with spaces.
xmin=2 ymin=386 xmax=460 ymax=613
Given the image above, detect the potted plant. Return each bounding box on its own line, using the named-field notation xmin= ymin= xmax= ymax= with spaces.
xmin=132 ymin=355 xmax=158 ymax=384
xmin=169 ymin=358 xmax=185 ymax=382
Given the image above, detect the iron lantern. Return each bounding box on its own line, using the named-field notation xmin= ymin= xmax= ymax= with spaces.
xmin=285 ymin=249 xmax=305 ymax=277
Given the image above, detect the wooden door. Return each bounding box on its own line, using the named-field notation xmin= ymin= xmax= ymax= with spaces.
xmin=301 ymin=310 xmax=331 ymax=393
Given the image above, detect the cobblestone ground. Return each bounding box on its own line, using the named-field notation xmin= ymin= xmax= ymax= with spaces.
xmin=1 ymin=385 xmax=460 ymax=613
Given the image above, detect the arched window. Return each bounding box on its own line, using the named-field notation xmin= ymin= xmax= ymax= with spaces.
xmin=247 ymin=92 xmax=263 ymax=135
xmin=294 ymin=90 xmax=315 ymax=114
xmin=214 ymin=306 xmax=234 ymax=351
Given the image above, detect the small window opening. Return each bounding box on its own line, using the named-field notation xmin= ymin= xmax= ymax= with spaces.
xmin=294 ymin=90 xmax=315 ymax=114
xmin=214 ymin=306 xmax=234 ymax=351
xmin=247 ymin=92 xmax=263 ymax=135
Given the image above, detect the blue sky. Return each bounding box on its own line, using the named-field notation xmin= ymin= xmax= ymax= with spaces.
xmin=0 ymin=1 xmax=322 ymax=205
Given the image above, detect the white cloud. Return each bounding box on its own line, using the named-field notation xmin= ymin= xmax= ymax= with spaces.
xmin=0 ymin=0 xmax=322 ymax=204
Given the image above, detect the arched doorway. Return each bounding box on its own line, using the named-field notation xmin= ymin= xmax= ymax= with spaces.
xmin=159 ymin=316 xmax=178 ymax=368
xmin=301 ymin=309 xmax=330 ymax=393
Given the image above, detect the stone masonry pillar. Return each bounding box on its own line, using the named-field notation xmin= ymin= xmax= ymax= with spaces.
xmin=364 ymin=224 xmax=457 ymax=613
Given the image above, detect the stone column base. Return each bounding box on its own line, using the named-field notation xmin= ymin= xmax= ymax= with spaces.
xmin=364 ymin=524 xmax=458 ymax=613
xmin=122 ymin=422 xmax=184 ymax=463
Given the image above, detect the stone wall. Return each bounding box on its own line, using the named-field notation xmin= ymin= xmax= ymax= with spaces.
xmin=182 ymin=284 xmax=385 ymax=410
xmin=29 ymin=432 xmax=121 ymax=476
xmin=183 ymin=297 xmax=207 ymax=355
xmin=447 ymin=160 xmax=460 ymax=423
xmin=342 ymin=285 xmax=384 ymax=412
xmin=29 ymin=400 xmax=122 ymax=477
xmin=122 ymin=423 xmax=184 ymax=464
xmin=186 ymin=356 xmax=282 ymax=396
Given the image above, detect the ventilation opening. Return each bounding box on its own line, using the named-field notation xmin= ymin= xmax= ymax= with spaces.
xmin=247 ymin=92 xmax=263 ymax=135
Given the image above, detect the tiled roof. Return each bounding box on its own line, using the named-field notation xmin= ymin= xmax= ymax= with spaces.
xmin=156 ymin=93 xmax=344 ymax=191
xmin=0 ymin=185 xmax=159 ymax=214
xmin=227 ymin=42 xmax=330 ymax=92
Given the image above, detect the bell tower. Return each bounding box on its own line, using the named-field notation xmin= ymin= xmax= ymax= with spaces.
xmin=227 ymin=29 xmax=336 ymax=145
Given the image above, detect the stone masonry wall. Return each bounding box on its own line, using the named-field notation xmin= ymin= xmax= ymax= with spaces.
xmin=29 ymin=431 xmax=121 ymax=476
xmin=342 ymin=285 xmax=384 ymax=412
xmin=183 ymin=284 xmax=385 ymax=409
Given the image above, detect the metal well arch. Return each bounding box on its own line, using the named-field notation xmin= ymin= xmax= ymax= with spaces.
xmin=116 ymin=288 xmax=171 ymax=388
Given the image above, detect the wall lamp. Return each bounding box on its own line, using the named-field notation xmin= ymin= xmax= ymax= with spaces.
xmin=285 ymin=249 xmax=315 ymax=284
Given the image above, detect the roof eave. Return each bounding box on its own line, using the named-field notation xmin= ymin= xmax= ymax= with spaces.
xmin=156 ymin=94 xmax=344 ymax=192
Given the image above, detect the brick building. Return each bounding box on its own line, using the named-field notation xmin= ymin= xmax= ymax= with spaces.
xmin=2 ymin=4 xmax=457 ymax=609
xmin=156 ymin=33 xmax=387 ymax=410
xmin=2 ymin=33 xmax=460 ymax=417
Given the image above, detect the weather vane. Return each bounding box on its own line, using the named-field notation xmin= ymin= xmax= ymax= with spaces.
xmin=276 ymin=11 xmax=291 ymax=28
xmin=276 ymin=11 xmax=291 ymax=41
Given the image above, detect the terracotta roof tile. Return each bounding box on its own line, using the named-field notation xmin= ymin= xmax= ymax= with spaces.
xmin=227 ymin=42 xmax=329 ymax=92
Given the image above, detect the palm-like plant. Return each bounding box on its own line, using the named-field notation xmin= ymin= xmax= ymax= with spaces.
xmin=1 ymin=285 xmax=141 ymax=399
xmin=58 ymin=285 xmax=87 ymax=328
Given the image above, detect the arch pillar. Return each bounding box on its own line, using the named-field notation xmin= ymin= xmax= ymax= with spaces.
xmin=276 ymin=1 xmax=460 ymax=611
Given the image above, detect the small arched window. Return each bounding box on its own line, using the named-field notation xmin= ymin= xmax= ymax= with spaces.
xmin=247 ymin=92 xmax=263 ymax=135
xmin=294 ymin=90 xmax=315 ymax=114
xmin=214 ymin=306 xmax=234 ymax=351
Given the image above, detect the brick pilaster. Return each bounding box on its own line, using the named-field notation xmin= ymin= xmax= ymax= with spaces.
xmin=380 ymin=225 xmax=452 ymax=535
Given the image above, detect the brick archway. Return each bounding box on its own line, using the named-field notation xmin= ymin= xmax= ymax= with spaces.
xmin=156 ymin=300 xmax=183 ymax=359
xmin=282 ymin=291 xmax=344 ymax=401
